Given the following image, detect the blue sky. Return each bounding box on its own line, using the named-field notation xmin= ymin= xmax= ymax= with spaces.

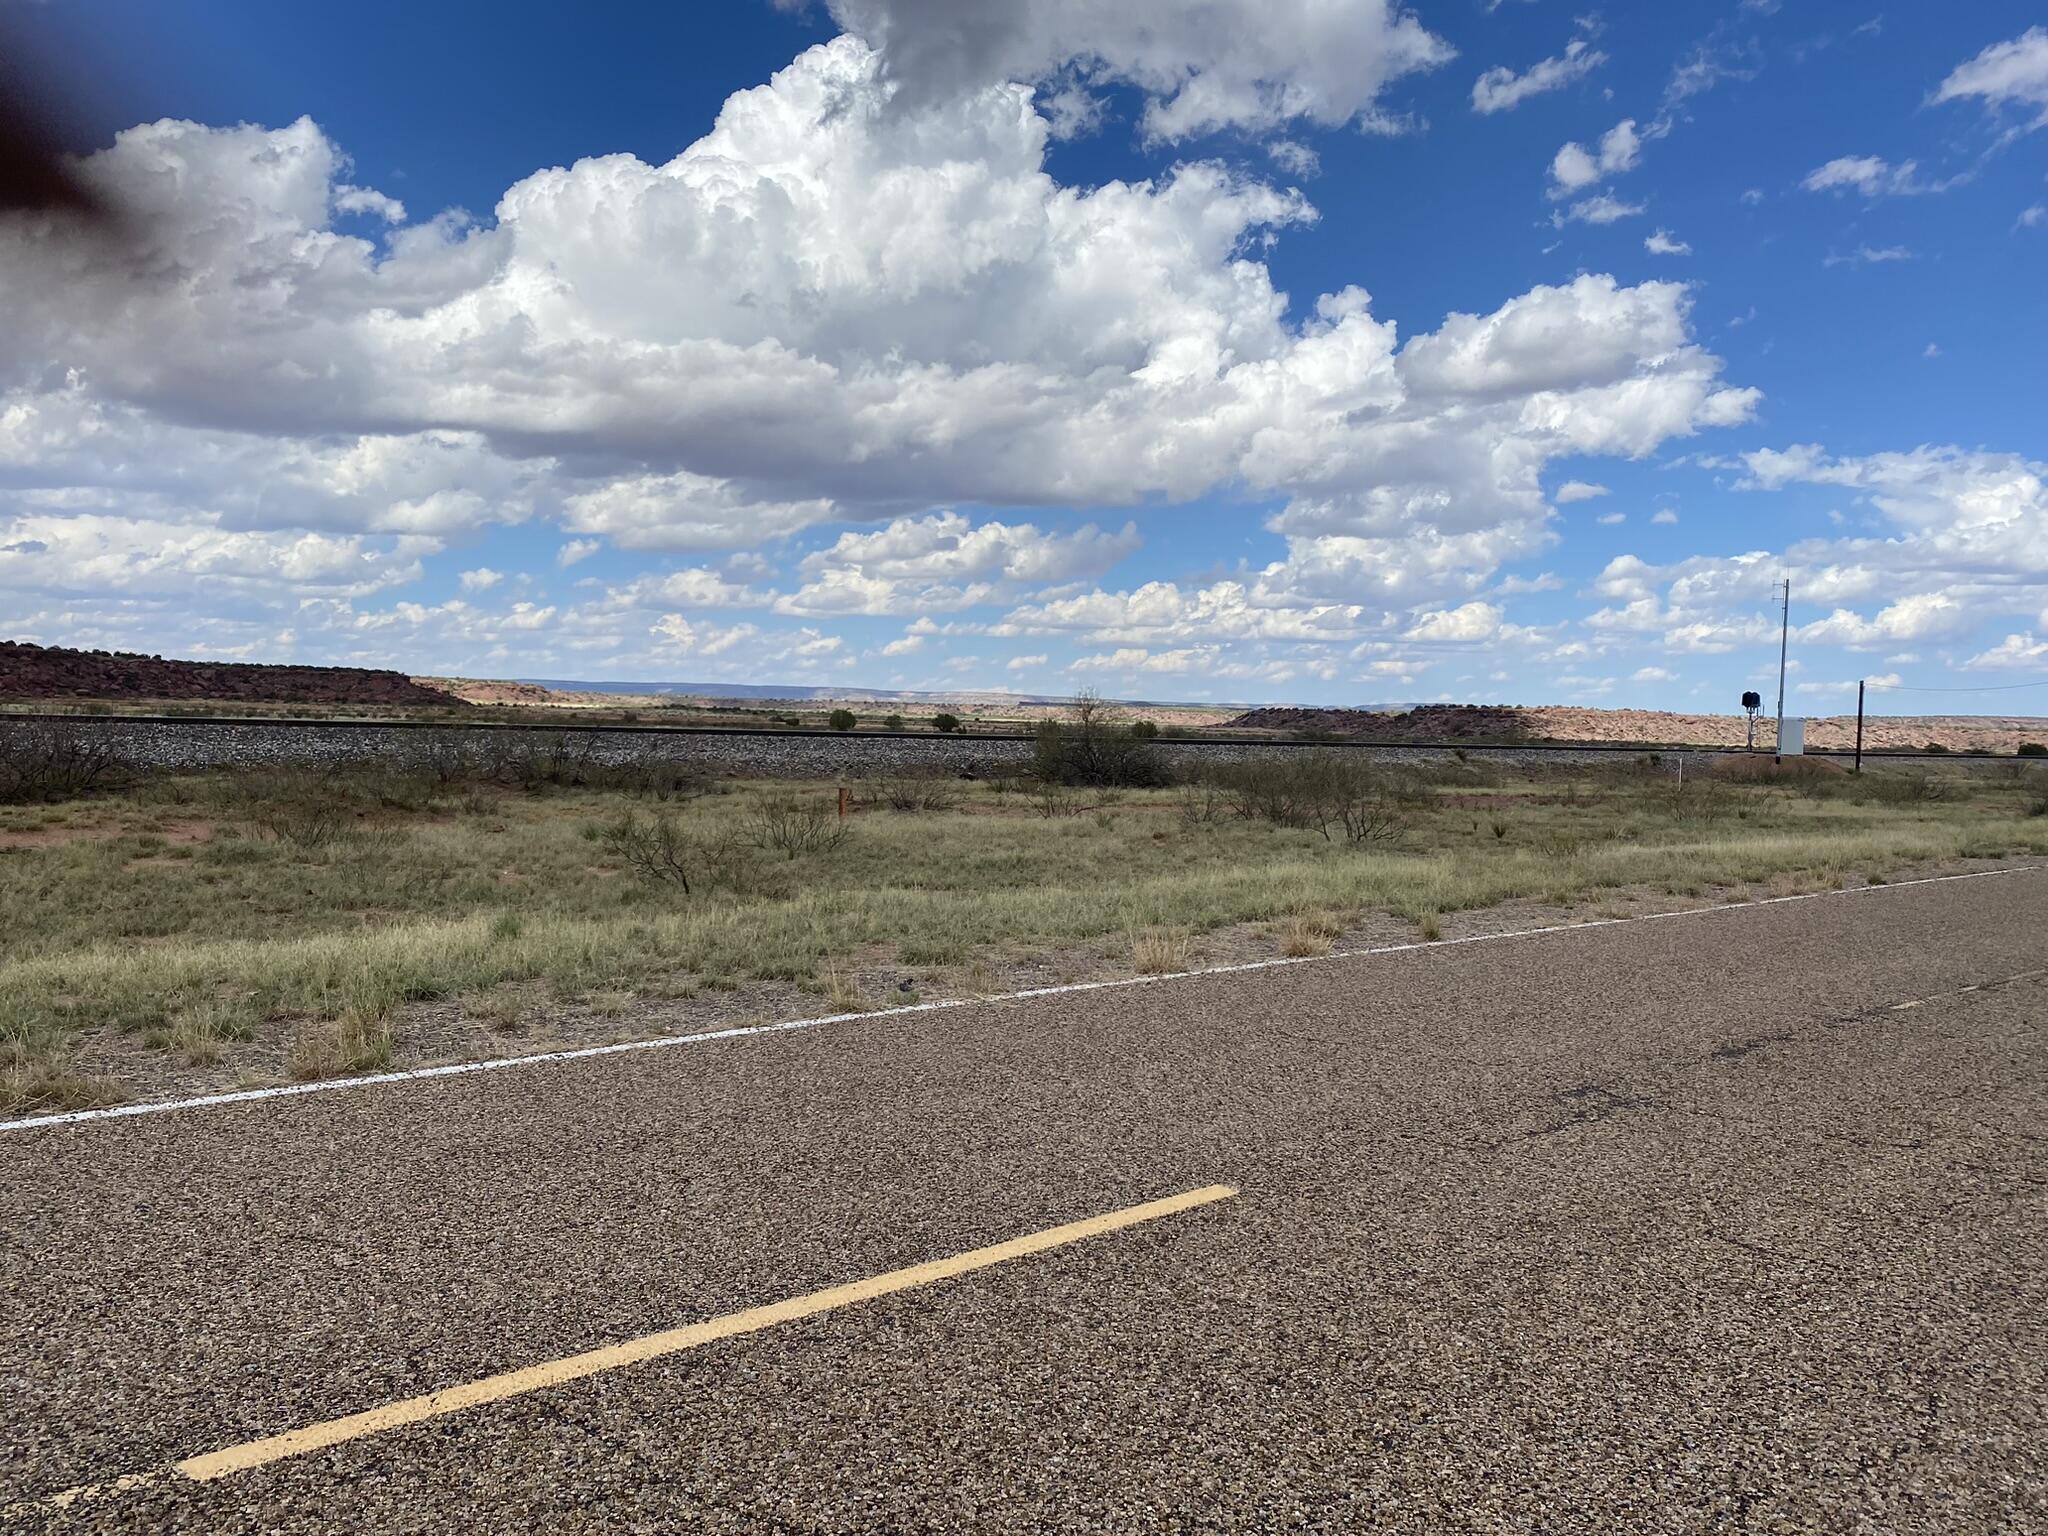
xmin=3 ymin=1 xmax=2045 ymax=710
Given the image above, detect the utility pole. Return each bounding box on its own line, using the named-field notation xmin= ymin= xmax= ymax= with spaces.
xmin=1774 ymin=578 xmax=1790 ymax=763
xmin=1854 ymin=678 xmax=1865 ymax=775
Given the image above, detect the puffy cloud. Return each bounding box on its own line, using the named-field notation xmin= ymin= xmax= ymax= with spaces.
xmin=1650 ymin=508 xmax=1679 ymax=525
xmin=1934 ymin=27 xmax=2048 ymax=128
xmin=1967 ymin=633 xmax=2048 ymax=669
xmin=1404 ymin=601 xmax=1504 ymax=642
xmin=562 ymin=473 xmax=836 ymax=552
xmin=0 ymin=511 xmax=432 ymax=599
xmin=812 ymin=0 xmax=1455 ymax=141
xmin=1265 ymin=139 xmax=1320 ymax=178
xmin=1796 ymin=593 xmax=1968 ymax=647
xmin=458 ymin=568 xmax=504 ymax=591
xmin=1644 ymin=228 xmax=1691 ymax=256
xmin=1581 ymin=443 xmax=2048 ymax=663
xmin=649 ymin=615 xmax=762 ymax=657
xmin=1800 ymin=156 xmax=1936 ymax=197
xmin=1547 ymin=119 xmax=1640 ymax=198
xmin=1554 ymin=480 xmax=1610 ymax=504
xmin=1472 ymin=38 xmax=1606 ymax=114
xmin=1631 ymin=666 xmax=1676 ymax=683
xmin=0 ymin=27 xmax=1759 ymax=685
xmin=778 ymin=511 xmax=1139 ymax=615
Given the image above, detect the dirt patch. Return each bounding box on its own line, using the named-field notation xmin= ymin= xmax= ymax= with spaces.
xmin=0 ymin=817 xmax=216 ymax=851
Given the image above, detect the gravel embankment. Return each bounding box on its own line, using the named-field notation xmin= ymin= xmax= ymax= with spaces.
xmin=9 ymin=714 xmax=2011 ymax=777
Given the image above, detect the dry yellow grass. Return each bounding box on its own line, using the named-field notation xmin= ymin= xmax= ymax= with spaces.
xmin=1130 ymin=927 xmax=1192 ymax=975
xmin=1278 ymin=912 xmax=1341 ymax=957
xmin=287 ymin=1011 xmax=394 ymax=1081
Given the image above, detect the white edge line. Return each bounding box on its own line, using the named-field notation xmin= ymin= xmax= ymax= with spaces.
xmin=3 ymin=863 xmax=2036 ymax=1135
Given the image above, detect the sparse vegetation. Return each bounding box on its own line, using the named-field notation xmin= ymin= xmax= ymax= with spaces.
xmin=748 ymin=795 xmax=851 ymax=859
xmin=0 ymin=720 xmax=125 ymax=805
xmin=828 ymin=709 xmax=857 ymax=732
xmin=1130 ymin=927 xmax=1191 ymax=975
xmin=931 ymin=713 xmax=962 ymax=733
xmin=1 ymin=751 xmax=2041 ymax=1111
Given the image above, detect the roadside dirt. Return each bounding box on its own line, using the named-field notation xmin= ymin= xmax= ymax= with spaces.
xmin=40 ymin=850 xmax=2035 ymax=1114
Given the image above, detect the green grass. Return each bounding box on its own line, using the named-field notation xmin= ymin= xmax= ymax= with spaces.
xmin=2 ymin=758 xmax=2043 ymax=1110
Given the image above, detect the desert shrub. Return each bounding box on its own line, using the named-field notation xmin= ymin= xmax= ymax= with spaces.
xmin=868 ymin=769 xmax=959 ymax=812
xmin=1208 ymin=753 xmax=1404 ymax=844
xmin=601 ymin=810 xmax=699 ymax=892
xmin=1129 ymin=719 xmax=1159 ymax=739
xmin=1923 ymin=742 xmax=1950 ymax=754
xmin=828 ymin=709 xmax=857 ymax=732
xmin=931 ymin=712 xmax=962 ymax=733
xmin=1708 ymin=754 xmax=1843 ymax=785
xmin=1032 ymin=693 xmax=1172 ymax=788
xmin=883 ymin=714 xmax=905 ymax=730
xmin=240 ymin=768 xmax=355 ymax=848
xmin=0 ymin=720 xmax=124 ymax=805
xmin=1175 ymin=777 xmax=1227 ymax=825
xmin=2026 ymin=791 xmax=2048 ymax=819
xmin=1029 ymin=779 xmax=1079 ymax=818
xmin=748 ymin=796 xmax=851 ymax=858
xmin=2017 ymin=742 xmax=2046 ymax=757
xmin=601 ymin=811 xmax=762 ymax=894
xmin=1853 ymin=772 xmax=1950 ymax=807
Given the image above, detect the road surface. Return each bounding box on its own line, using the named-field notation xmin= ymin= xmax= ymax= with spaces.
xmin=4 ymin=869 xmax=2045 ymax=1533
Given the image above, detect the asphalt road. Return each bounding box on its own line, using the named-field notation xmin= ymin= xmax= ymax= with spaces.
xmin=5 ymin=870 xmax=2045 ymax=1534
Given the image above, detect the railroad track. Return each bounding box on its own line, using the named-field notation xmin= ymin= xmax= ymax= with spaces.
xmin=0 ymin=709 xmax=2028 ymax=761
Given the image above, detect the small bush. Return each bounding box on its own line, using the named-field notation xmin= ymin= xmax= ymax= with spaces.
xmin=2017 ymin=742 xmax=2047 ymax=758
xmin=828 ymin=709 xmax=857 ymax=732
xmin=931 ymin=712 xmax=962 ymax=733
xmin=883 ymin=714 xmax=905 ymax=730
xmin=748 ymin=797 xmax=851 ymax=859
xmin=1029 ymin=779 xmax=1079 ymax=818
xmin=247 ymin=770 xmax=353 ymax=848
xmin=1175 ymin=778 xmax=1227 ymax=825
xmin=0 ymin=721 xmax=124 ymax=805
xmin=602 ymin=810 xmax=701 ymax=892
xmin=1031 ymin=693 xmax=1174 ymax=788
xmin=1205 ymin=753 xmax=1404 ymax=844
xmin=1923 ymin=742 xmax=1950 ymax=754
xmin=869 ymin=770 xmax=959 ymax=812
xmin=1129 ymin=719 xmax=1160 ymax=739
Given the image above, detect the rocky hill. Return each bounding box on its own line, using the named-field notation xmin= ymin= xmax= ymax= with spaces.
xmin=1224 ymin=703 xmax=2048 ymax=753
xmin=0 ymin=642 xmax=458 ymax=708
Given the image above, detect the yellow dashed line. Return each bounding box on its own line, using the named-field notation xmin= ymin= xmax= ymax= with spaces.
xmin=21 ymin=1183 xmax=1238 ymax=1509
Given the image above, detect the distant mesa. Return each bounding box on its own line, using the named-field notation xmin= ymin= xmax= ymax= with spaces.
xmin=0 ymin=641 xmax=457 ymax=708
